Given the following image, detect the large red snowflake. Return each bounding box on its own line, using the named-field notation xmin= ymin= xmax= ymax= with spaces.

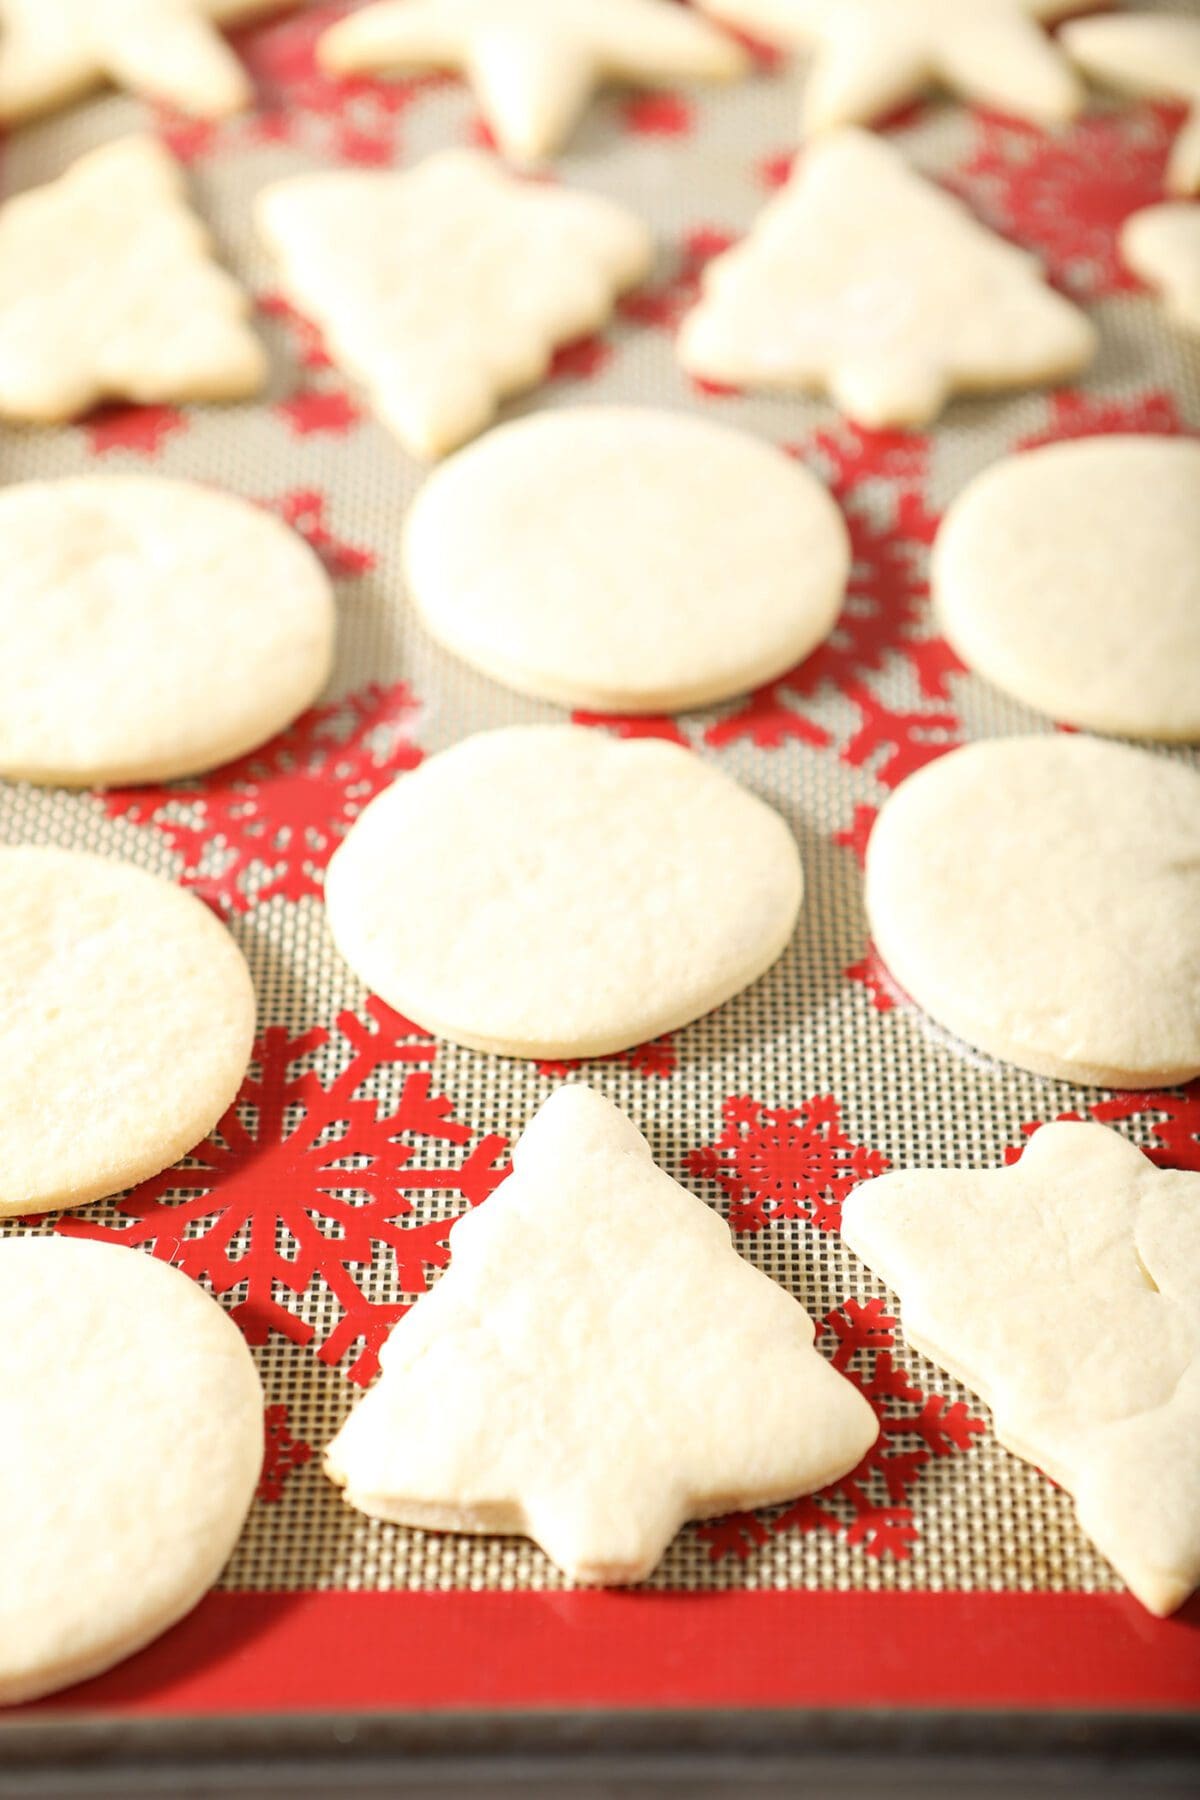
xmin=101 ymin=681 xmax=422 ymax=914
xmin=839 ymin=686 xmax=962 ymax=789
xmin=698 ymin=1297 xmax=986 ymax=1563
xmin=950 ymin=104 xmax=1184 ymax=299
xmin=1014 ymin=1084 xmax=1200 ymax=1172
xmin=1018 ymin=388 xmax=1192 ymax=452
xmin=684 ymin=1096 xmax=890 ymax=1233
xmin=59 ymin=1000 xmax=511 ymax=1384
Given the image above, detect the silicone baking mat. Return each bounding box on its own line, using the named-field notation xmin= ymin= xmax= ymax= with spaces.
xmin=2 ymin=0 xmax=1199 ymax=1715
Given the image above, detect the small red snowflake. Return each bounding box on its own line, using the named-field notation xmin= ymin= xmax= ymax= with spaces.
xmin=840 ymin=686 xmax=961 ymax=789
xmin=950 ymin=104 xmax=1184 ymax=299
xmin=258 ymin=1402 xmax=314 ymax=1502
xmin=570 ymin=710 xmax=690 ymax=748
xmin=101 ymin=681 xmax=422 ymax=914
xmin=834 ymin=804 xmax=878 ymax=871
xmin=846 ymin=944 xmax=898 ymax=1014
xmin=59 ymin=1000 xmax=511 ymax=1384
xmin=1018 ymin=388 xmax=1192 ymax=451
xmin=548 ymin=334 xmax=613 ymax=382
xmin=265 ymin=489 xmax=376 ymax=578
xmin=618 ymin=226 xmax=734 ymax=332
xmin=259 ymin=291 xmax=332 ymax=371
xmin=82 ymin=403 xmax=189 ymax=457
xmin=684 ymin=1096 xmax=890 ymax=1233
xmin=535 ymin=1035 xmax=678 ymax=1082
xmin=622 ymin=91 xmax=692 ymax=136
xmin=698 ymin=1296 xmax=986 ymax=1563
xmin=275 ymin=389 xmax=363 ymax=438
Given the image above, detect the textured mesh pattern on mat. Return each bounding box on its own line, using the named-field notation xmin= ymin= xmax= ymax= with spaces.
xmin=1 ymin=0 xmax=1198 ymax=1597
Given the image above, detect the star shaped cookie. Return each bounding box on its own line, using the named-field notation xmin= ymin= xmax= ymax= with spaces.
xmin=1122 ymin=202 xmax=1200 ymax=335
xmin=0 ymin=0 xmax=289 ymax=124
xmin=0 ymin=136 xmax=266 ymax=423
xmin=326 ymin=1085 xmax=879 ymax=1584
xmin=843 ymin=1122 xmax=1200 ymax=1618
xmin=697 ymin=0 xmax=1083 ymax=134
xmin=318 ymin=0 xmax=746 ymax=161
xmin=1064 ymin=13 xmax=1200 ymax=196
xmin=677 ymin=128 xmax=1096 ymax=426
xmin=257 ymin=149 xmax=652 ymax=458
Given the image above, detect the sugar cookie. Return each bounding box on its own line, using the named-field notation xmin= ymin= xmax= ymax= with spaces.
xmin=0 ymin=1236 xmax=262 ymax=1704
xmin=933 ymin=437 xmax=1200 ymax=741
xmin=257 ymin=150 xmax=652 ymax=460
xmin=865 ymin=736 xmax=1200 ymax=1087
xmin=1122 ymin=203 xmax=1200 ymax=336
xmin=0 ymin=137 xmax=265 ymax=424
xmin=405 ymin=407 xmax=850 ymax=712
xmin=843 ymin=1122 xmax=1200 ymax=1617
xmin=0 ymin=849 xmax=256 ymax=1217
xmin=319 ymin=0 xmax=746 ymax=163
xmin=0 ymin=476 xmax=336 ymax=786
xmin=325 ymin=726 xmax=802 ymax=1058
xmin=327 ymin=1084 xmax=878 ymax=1583
xmin=677 ymin=130 xmax=1095 ymax=427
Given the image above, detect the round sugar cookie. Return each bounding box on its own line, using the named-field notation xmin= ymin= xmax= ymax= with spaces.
xmin=934 ymin=437 xmax=1200 ymax=741
xmin=0 ymin=849 xmax=256 ymax=1217
xmin=0 ymin=1236 xmax=262 ymax=1705
xmin=404 ymin=408 xmax=849 ymax=712
xmin=0 ymin=476 xmax=336 ymax=786
xmin=865 ymin=736 xmax=1200 ymax=1087
xmin=325 ymin=725 xmax=803 ymax=1058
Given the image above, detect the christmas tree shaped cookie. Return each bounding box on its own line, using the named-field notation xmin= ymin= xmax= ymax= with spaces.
xmin=257 ymin=150 xmax=652 ymax=458
xmin=698 ymin=0 xmax=1083 ymax=134
xmin=1122 ymin=203 xmax=1200 ymax=335
xmin=319 ymin=0 xmax=747 ymax=162
xmin=326 ymin=1085 xmax=879 ymax=1583
xmin=0 ymin=136 xmax=265 ymax=423
xmin=0 ymin=0 xmax=289 ymax=124
xmin=677 ymin=129 xmax=1096 ymax=427
xmin=1064 ymin=13 xmax=1200 ymax=196
xmin=842 ymin=1122 xmax=1200 ymax=1617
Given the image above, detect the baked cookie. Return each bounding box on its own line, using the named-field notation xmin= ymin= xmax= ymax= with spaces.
xmin=933 ymin=436 xmax=1200 ymax=741
xmin=0 ymin=1236 xmax=263 ymax=1703
xmin=0 ymin=136 xmax=265 ymax=423
xmin=0 ymin=476 xmax=336 ymax=786
xmin=325 ymin=725 xmax=803 ymax=1058
xmin=697 ymin=0 xmax=1082 ymax=134
xmin=327 ymin=1084 xmax=879 ymax=1583
xmin=842 ymin=1122 xmax=1200 ymax=1617
xmin=677 ymin=130 xmax=1095 ymax=426
xmin=318 ymin=0 xmax=746 ymax=162
xmin=0 ymin=0 xmax=290 ymax=123
xmin=864 ymin=735 xmax=1200 ymax=1087
xmin=405 ymin=407 xmax=849 ymax=712
xmin=1064 ymin=12 xmax=1200 ymax=197
xmin=1122 ymin=202 xmax=1200 ymax=335
xmin=0 ymin=849 xmax=256 ymax=1217
xmin=257 ymin=150 xmax=652 ymax=459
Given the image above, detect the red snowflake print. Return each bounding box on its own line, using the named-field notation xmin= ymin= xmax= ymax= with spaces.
xmin=703 ymin=684 xmax=830 ymax=752
xmin=548 ymin=334 xmax=613 ymax=382
xmin=846 ymin=944 xmax=899 ymax=1015
xmin=1018 ymin=388 xmax=1192 ymax=451
xmin=950 ymin=104 xmax=1185 ymax=299
xmin=265 ymin=489 xmax=376 ymax=578
xmin=1015 ymin=1084 xmax=1200 ymax=1173
xmin=101 ymin=681 xmax=422 ymax=914
xmin=684 ymin=1096 xmax=890 ymax=1233
xmin=840 ymin=686 xmax=961 ymax=790
xmin=901 ymin=637 xmax=967 ymax=702
xmin=619 ymin=226 xmax=734 ymax=332
xmin=154 ymin=111 xmax=221 ymax=163
xmin=274 ymin=389 xmax=363 ymax=438
xmin=622 ymin=91 xmax=692 ymax=136
xmin=571 ymin=710 xmax=690 ymax=748
xmin=59 ymin=1000 xmax=511 ymax=1385
xmin=82 ymin=402 xmax=189 ymax=458
xmin=259 ymin=291 xmax=332 ymax=372
xmin=698 ymin=1297 xmax=985 ymax=1563
xmin=258 ymin=1403 xmax=314 ymax=1502
xmin=535 ymin=1035 xmax=678 ymax=1082
xmin=834 ymin=804 xmax=877 ymax=871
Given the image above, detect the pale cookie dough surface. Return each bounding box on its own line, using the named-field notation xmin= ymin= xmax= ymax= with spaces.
xmin=0 ymin=1237 xmax=263 ymax=1704
xmin=0 ymin=136 xmax=266 ymax=423
xmin=676 ymin=129 xmax=1096 ymax=427
xmin=327 ymin=1084 xmax=878 ymax=1584
xmin=0 ymin=476 xmax=336 ymax=786
xmin=697 ymin=0 xmax=1082 ymax=134
xmin=842 ymin=1123 xmax=1200 ymax=1618
xmin=325 ymin=725 xmax=803 ymax=1058
xmin=318 ymin=0 xmax=746 ymax=163
xmin=404 ymin=407 xmax=850 ymax=712
xmin=1063 ymin=13 xmax=1200 ymax=196
xmin=1122 ymin=202 xmax=1200 ymax=336
xmin=257 ymin=150 xmax=652 ymax=459
xmin=864 ymin=735 xmax=1200 ymax=1088
xmin=933 ymin=437 xmax=1200 ymax=742
xmin=0 ymin=0 xmax=289 ymax=123
xmin=0 ymin=849 xmax=256 ymax=1217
